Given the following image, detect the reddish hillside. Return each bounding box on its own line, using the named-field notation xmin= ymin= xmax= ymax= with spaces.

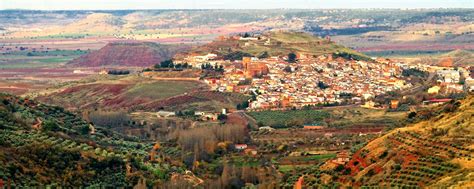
xmin=69 ymin=42 xmax=188 ymax=67
xmin=333 ymin=96 xmax=474 ymax=188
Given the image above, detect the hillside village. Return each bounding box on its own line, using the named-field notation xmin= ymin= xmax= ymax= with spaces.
xmin=173 ymin=33 xmax=474 ymax=111
xmin=1 ymin=7 xmax=474 ymax=188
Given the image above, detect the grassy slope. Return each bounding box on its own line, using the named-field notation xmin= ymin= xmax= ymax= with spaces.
xmin=266 ymin=31 xmax=367 ymax=57
xmin=34 ymin=75 xmax=249 ymax=112
xmin=340 ymin=95 xmax=474 ymax=188
xmin=326 ymin=107 xmax=406 ymax=128
xmin=125 ymin=80 xmax=198 ymax=99
xmin=184 ymin=31 xmax=370 ymax=59
xmin=35 ymin=76 xmax=202 ymax=110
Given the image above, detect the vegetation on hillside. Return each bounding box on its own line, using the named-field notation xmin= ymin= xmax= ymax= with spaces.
xmin=0 ymin=93 xmax=279 ymax=188
xmin=0 ymin=93 xmax=153 ymax=187
xmin=323 ymin=95 xmax=474 ymax=188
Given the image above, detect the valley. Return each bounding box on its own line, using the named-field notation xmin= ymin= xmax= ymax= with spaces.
xmin=0 ymin=8 xmax=473 ymax=188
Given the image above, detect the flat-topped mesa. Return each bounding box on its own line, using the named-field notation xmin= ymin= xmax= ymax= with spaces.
xmin=69 ymin=41 xmax=189 ymax=67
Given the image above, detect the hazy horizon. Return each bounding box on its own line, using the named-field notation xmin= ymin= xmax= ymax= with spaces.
xmin=1 ymin=0 xmax=473 ymax=10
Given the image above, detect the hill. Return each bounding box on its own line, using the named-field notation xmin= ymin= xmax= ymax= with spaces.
xmin=427 ymin=49 xmax=474 ymax=67
xmin=62 ymin=13 xmax=124 ymax=34
xmin=34 ymin=75 xmax=250 ymax=112
xmin=0 ymin=93 xmax=163 ymax=187
xmin=393 ymin=49 xmax=474 ymax=67
xmin=69 ymin=42 xmax=188 ymax=67
xmin=334 ymin=95 xmax=474 ymax=188
xmin=442 ymin=49 xmax=474 ymax=67
xmin=178 ymin=31 xmax=371 ymax=61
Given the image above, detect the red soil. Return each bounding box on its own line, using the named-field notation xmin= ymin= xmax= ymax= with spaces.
xmin=69 ymin=42 xmax=187 ymax=67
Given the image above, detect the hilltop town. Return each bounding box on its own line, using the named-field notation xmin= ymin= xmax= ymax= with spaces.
xmin=173 ymin=32 xmax=474 ymax=111
xmin=1 ymin=9 xmax=474 ymax=188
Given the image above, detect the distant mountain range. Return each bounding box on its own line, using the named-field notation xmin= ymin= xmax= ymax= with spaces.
xmin=2 ymin=9 xmax=474 ymax=53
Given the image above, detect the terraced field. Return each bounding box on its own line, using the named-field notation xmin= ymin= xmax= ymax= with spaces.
xmin=335 ymin=96 xmax=474 ymax=188
xmin=357 ymin=130 xmax=469 ymax=188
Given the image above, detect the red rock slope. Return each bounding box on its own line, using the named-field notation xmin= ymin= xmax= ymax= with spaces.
xmin=69 ymin=41 xmax=188 ymax=67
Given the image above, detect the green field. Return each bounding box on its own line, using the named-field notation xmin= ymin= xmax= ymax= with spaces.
xmin=364 ymin=50 xmax=452 ymax=57
xmin=302 ymin=153 xmax=337 ymax=161
xmin=5 ymin=49 xmax=89 ymax=56
xmin=0 ymin=57 xmax=76 ymax=68
xmin=125 ymin=81 xmax=200 ymax=99
xmin=278 ymin=164 xmax=313 ymax=173
xmin=248 ymin=109 xmax=330 ymax=128
xmin=0 ymin=50 xmax=87 ymax=69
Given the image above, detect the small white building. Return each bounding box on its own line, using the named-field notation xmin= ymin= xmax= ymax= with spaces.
xmin=235 ymin=144 xmax=248 ymax=150
xmin=259 ymin=126 xmax=275 ymax=132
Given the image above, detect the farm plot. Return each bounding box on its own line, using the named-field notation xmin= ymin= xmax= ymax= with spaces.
xmin=248 ymin=109 xmax=330 ymax=128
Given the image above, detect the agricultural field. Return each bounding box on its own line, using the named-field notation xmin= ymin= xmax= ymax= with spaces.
xmin=243 ymin=96 xmax=473 ymax=188
xmin=331 ymin=22 xmax=474 ymax=55
xmin=248 ymin=124 xmax=382 ymax=187
xmin=248 ymin=109 xmax=330 ymax=128
xmin=125 ymin=80 xmax=199 ymax=99
xmin=143 ymin=69 xmax=202 ymax=78
xmin=248 ymin=106 xmax=406 ymax=129
xmin=326 ymin=107 xmax=407 ymax=128
xmin=0 ymin=80 xmax=52 ymax=95
xmin=0 ymin=49 xmax=96 ymax=95
xmin=33 ymin=75 xmax=250 ymax=113
xmin=380 ymin=49 xmax=474 ymax=67
xmin=34 ymin=75 xmax=205 ymax=110
xmin=0 ymin=50 xmax=88 ymax=69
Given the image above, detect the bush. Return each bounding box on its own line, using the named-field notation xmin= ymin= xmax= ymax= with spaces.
xmin=223 ymin=51 xmax=252 ymax=61
xmin=42 ymin=119 xmax=60 ymax=132
xmin=317 ymin=81 xmax=329 ymax=89
xmin=402 ymin=68 xmax=428 ymax=78
xmin=287 ymin=52 xmax=297 ymax=63
xmin=107 ymin=70 xmax=130 ymax=75
xmin=79 ymin=125 xmax=90 ymax=135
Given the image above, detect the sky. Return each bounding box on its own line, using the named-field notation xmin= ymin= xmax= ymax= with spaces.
xmin=1 ymin=0 xmax=473 ymax=10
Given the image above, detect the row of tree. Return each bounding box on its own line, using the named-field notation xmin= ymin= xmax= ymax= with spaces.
xmin=167 ymin=124 xmax=248 ymax=159
xmin=201 ymin=63 xmax=224 ymax=72
xmin=154 ymin=59 xmax=192 ymax=69
xmin=108 ymin=70 xmax=130 ymax=75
